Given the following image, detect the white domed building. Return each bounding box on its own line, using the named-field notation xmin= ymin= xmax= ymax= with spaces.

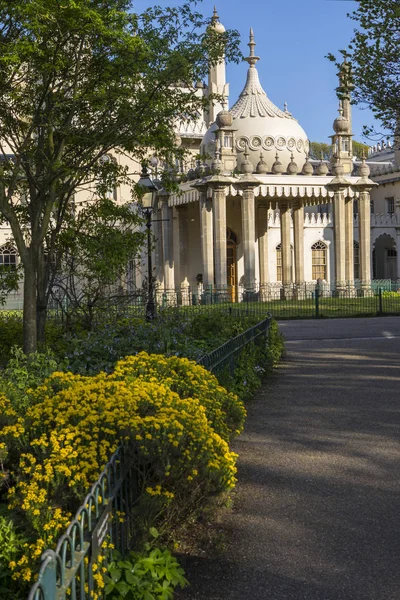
xmin=149 ymin=18 xmax=379 ymax=300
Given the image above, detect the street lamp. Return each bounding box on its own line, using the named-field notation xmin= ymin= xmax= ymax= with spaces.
xmin=137 ymin=164 xmax=158 ymax=321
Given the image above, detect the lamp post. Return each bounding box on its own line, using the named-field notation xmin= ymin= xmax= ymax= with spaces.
xmin=137 ymin=164 xmax=158 ymax=321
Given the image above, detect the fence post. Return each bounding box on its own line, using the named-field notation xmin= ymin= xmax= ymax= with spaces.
xmin=378 ymin=287 xmax=383 ymax=316
xmin=315 ymin=286 xmax=320 ymax=318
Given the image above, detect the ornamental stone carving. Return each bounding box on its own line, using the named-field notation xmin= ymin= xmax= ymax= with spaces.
xmin=236 ymin=134 xmax=308 ymax=154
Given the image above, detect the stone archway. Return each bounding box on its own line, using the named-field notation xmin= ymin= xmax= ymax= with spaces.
xmin=372 ymin=234 xmax=397 ymax=280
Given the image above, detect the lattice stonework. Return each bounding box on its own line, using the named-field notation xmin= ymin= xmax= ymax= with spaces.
xmin=311 ymin=241 xmax=327 ymax=280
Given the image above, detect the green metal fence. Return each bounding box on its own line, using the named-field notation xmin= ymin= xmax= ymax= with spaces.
xmin=198 ymin=315 xmax=272 ymax=376
xmin=42 ymin=283 xmax=400 ymax=324
xmin=27 ymin=446 xmax=138 ymax=600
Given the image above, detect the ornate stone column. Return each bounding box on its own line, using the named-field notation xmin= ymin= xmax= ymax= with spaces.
xmin=355 ymin=159 xmax=377 ymax=293
xmin=345 ymin=197 xmax=355 ymax=289
xmin=292 ymin=200 xmax=305 ymax=287
xmin=154 ymin=203 xmax=164 ymax=299
xmin=207 ymin=174 xmax=233 ymax=292
xmin=172 ymin=206 xmax=181 ymax=288
xmin=280 ymin=202 xmax=292 ymax=291
xmin=213 ymin=186 xmax=227 ymax=290
xmin=237 ymin=175 xmax=259 ymax=290
xmin=195 ymin=183 xmax=214 ymax=289
xmin=160 ymin=192 xmax=174 ymax=292
xmin=257 ymin=202 xmax=269 ymax=297
xmin=327 ymin=163 xmax=351 ymax=294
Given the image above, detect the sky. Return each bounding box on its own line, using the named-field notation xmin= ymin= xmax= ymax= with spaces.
xmin=133 ymin=0 xmax=386 ymax=145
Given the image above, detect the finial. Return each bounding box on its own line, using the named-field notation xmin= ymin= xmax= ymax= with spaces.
xmin=212 ymin=5 xmax=218 ymax=21
xmin=244 ymin=27 xmax=260 ymax=67
xmin=284 ymin=102 xmax=288 ymax=112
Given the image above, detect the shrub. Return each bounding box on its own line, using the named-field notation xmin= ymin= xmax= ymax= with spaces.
xmin=0 ymin=314 xmax=23 ymax=368
xmin=0 ymin=511 xmax=27 ymax=597
xmin=0 ymin=347 xmax=59 ymax=415
xmin=111 ymin=353 xmax=246 ymax=442
xmin=1 ymin=358 xmax=239 ymax=587
xmin=218 ymin=319 xmax=285 ymax=401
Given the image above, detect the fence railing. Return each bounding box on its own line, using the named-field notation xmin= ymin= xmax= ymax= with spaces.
xmin=28 ymin=446 xmax=138 ymax=600
xmin=198 ymin=315 xmax=272 ymax=376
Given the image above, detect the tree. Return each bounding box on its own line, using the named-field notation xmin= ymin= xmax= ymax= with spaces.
xmin=328 ymin=0 xmax=400 ymax=136
xmin=309 ymin=140 xmax=369 ymax=161
xmin=50 ymin=197 xmax=146 ymax=329
xmin=309 ymin=142 xmax=332 ymax=161
xmin=0 ymin=0 xmax=240 ymax=352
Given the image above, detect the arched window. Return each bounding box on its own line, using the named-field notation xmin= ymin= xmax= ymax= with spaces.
xmin=276 ymin=243 xmax=293 ymax=282
xmin=311 ymin=241 xmax=327 ymax=280
xmin=354 ymin=241 xmax=360 ymax=280
xmin=0 ymin=244 xmax=17 ymax=269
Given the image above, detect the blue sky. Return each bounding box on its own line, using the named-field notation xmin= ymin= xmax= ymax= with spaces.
xmin=134 ymin=0 xmax=386 ymax=145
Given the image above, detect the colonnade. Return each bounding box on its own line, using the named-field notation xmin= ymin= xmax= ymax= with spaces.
xmin=153 ymin=179 xmax=373 ymax=294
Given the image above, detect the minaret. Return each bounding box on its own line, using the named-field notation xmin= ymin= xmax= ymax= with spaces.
xmin=330 ymin=59 xmax=354 ymax=175
xmin=207 ymin=7 xmax=229 ymax=126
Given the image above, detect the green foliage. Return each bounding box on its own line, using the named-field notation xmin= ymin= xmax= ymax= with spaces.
xmin=352 ymin=140 xmax=370 ymax=159
xmin=63 ymin=312 xmax=262 ymax=376
xmin=310 ymin=140 xmax=369 ymax=161
xmin=51 ymin=198 xmax=145 ymax=328
xmin=265 ymin=319 xmax=285 ymax=369
xmin=327 ymin=0 xmax=400 ymax=135
xmin=381 ymin=291 xmax=400 ymax=298
xmin=0 ymin=346 xmax=59 ymax=414
xmin=218 ymin=319 xmax=284 ymax=402
xmin=309 ymin=141 xmax=332 ymax=161
xmin=0 ymin=314 xmax=23 ymax=367
xmin=0 ymin=510 xmax=27 ymax=597
xmin=105 ymin=530 xmax=188 ymax=600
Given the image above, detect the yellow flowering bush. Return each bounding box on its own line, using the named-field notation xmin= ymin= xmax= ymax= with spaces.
xmin=111 ymin=352 xmax=246 ymax=441
xmin=0 ymin=356 xmax=240 ymax=590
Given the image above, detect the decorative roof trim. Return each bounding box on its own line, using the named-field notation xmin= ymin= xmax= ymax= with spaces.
xmin=230 ymin=66 xmax=293 ymax=120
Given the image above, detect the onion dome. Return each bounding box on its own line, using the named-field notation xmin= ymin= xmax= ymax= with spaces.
xmin=241 ymin=149 xmax=254 ymax=174
xmin=272 ymin=152 xmax=284 ymax=174
xmin=187 ymin=168 xmax=196 ymax=180
xmin=332 ymin=157 xmax=344 ymax=177
xmin=216 ymin=109 xmax=233 ymax=128
xmin=287 ymin=153 xmax=299 ymax=175
xmin=302 ymin=154 xmax=314 ymax=175
xmin=209 ymin=6 xmax=225 ymax=33
xmin=357 ymin=156 xmax=370 ymax=178
xmin=333 ymin=107 xmax=349 ymax=134
xmin=316 ymin=155 xmax=329 ymax=176
xmin=201 ymin=28 xmax=308 ymax=173
xmin=256 ymin=152 xmax=268 ymax=174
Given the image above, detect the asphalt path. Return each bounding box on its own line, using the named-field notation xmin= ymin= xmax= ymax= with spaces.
xmin=177 ymin=317 xmax=400 ymax=600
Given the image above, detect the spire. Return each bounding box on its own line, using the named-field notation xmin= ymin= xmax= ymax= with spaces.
xmin=212 ymin=6 xmax=218 ymax=23
xmin=244 ymin=28 xmax=260 ymax=67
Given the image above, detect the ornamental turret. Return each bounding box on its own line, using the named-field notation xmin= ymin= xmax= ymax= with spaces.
xmin=330 ymin=58 xmax=354 ymax=175
xmin=207 ymin=7 xmax=229 ymax=126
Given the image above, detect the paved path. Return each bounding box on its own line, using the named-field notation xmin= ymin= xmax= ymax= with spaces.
xmin=177 ymin=317 xmax=400 ymax=600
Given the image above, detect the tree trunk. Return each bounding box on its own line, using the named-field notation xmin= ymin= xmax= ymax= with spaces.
xmin=23 ymin=251 xmax=38 ymax=354
xmin=36 ymin=245 xmax=48 ymax=344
